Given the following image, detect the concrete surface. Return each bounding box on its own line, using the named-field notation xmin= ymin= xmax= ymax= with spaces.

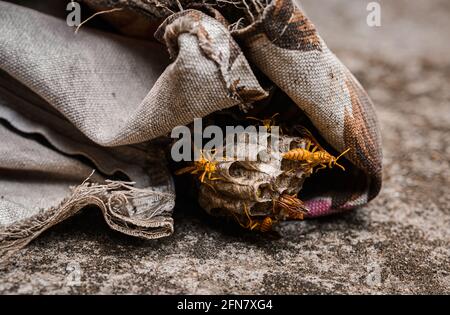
xmin=0 ymin=0 xmax=449 ymax=294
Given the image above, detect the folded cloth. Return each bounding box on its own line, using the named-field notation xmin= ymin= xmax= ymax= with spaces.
xmin=0 ymin=0 xmax=382 ymax=258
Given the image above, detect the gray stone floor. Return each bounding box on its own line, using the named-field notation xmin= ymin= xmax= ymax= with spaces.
xmin=0 ymin=0 xmax=449 ymax=294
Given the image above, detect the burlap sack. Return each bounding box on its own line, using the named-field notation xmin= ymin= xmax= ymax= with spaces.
xmin=0 ymin=0 xmax=382 ymax=258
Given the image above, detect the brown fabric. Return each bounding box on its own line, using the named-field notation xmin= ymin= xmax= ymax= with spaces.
xmin=0 ymin=0 xmax=382 ymax=258
xmin=231 ymin=0 xmax=382 ymax=214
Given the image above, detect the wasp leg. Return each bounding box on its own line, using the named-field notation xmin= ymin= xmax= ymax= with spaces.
xmin=299 ymin=163 xmax=314 ymax=174
xmin=243 ymin=204 xmax=251 ymax=220
xmin=305 ymin=140 xmax=312 ymax=151
xmin=249 ymin=222 xmax=260 ymax=231
xmin=202 ymin=181 xmax=217 ymax=192
xmin=315 ymin=164 xmax=327 ymax=172
xmin=272 ymin=199 xmax=277 ymax=213
xmin=191 ymin=169 xmax=200 ymax=175
xmin=284 ymin=168 xmax=297 ymax=176
xmin=230 ymin=211 xmax=248 ymax=229
xmin=200 ymin=170 xmax=207 ymax=183
xmin=335 ymin=162 xmax=346 ymax=171
xmin=242 ymin=204 xmax=256 ymax=230
xmin=207 ymin=172 xmax=221 ymax=181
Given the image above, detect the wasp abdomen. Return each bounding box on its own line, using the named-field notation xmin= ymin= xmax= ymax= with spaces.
xmin=282 ymin=148 xmax=311 ymax=161
xmin=258 ymin=217 xmax=273 ymax=233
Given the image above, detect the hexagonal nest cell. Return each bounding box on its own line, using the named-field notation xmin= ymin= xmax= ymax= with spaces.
xmin=192 ymin=132 xmax=311 ymax=228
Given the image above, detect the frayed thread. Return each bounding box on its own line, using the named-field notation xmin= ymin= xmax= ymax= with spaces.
xmin=75 ymin=7 xmax=124 ymax=34
xmin=0 ymin=171 xmax=175 ymax=261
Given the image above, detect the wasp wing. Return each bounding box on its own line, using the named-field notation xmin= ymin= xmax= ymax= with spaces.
xmin=293 ymin=125 xmax=327 ymax=152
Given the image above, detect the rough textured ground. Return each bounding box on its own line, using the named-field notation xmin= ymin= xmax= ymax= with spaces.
xmin=1 ymin=0 xmax=449 ymax=294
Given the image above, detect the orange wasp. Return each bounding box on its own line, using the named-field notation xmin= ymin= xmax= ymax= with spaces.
xmin=283 ymin=126 xmax=350 ymax=172
xmin=232 ymin=204 xmax=275 ymax=233
xmin=232 ymin=194 xmax=308 ymax=232
xmin=274 ymin=193 xmax=309 ymax=220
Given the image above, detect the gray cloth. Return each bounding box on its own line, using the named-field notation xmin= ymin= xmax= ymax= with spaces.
xmin=0 ymin=0 xmax=383 ymax=258
xmin=0 ymin=0 xmax=267 ymax=258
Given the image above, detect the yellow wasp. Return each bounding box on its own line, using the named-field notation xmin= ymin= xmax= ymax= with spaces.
xmin=247 ymin=113 xmax=280 ymax=132
xmin=175 ymin=149 xmax=222 ymax=183
xmin=283 ymin=126 xmax=350 ymax=172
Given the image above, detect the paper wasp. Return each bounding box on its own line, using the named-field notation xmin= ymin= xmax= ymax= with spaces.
xmin=283 ymin=126 xmax=350 ymax=172
xmin=175 ymin=149 xmax=222 ymax=183
xmin=231 ymin=204 xmax=275 ymax=233
xmin=246 ymin=113 xmax=280 ymax=132
xmin=274 ymin=193 xmax=309 ymax=220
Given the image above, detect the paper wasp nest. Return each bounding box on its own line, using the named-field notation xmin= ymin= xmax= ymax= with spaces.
xmin=197 ymin=133 xmax=311 ymax=220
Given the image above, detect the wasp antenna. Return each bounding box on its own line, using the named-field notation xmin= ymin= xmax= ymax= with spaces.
xmin=336 ymin=148 xmax=351 ymax=160
xmin=335 ymin=162 xmax=346 ymax=171
xmin=192 ymin=146 xmax=205 ymax=161
xmin=333 ymin=148 xmax=350 ymax=171
xmin=205 ymin=147 xmax=217 ymax=160
xmin=192 ymin=144 xmax=202 ymax=153
xmin=246 ymin=116 xmax=263 ymax=122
